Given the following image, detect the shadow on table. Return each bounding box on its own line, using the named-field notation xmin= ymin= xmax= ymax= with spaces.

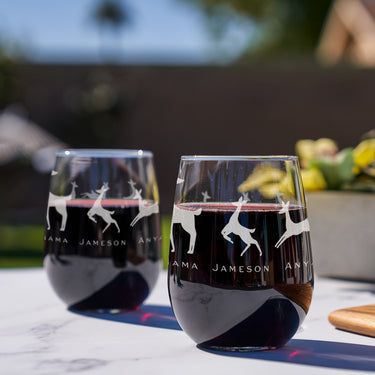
xmin=200 ymin=339 xmax=375 ymax=371
xmin=69 ymin=304 xmax=182 ymax=331
xmin=70 ymin=306 xmax=375 ymax=371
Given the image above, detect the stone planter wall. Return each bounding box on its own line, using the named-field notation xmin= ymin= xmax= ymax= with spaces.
xmin=306 ymin=191 xmax=375 ymax=281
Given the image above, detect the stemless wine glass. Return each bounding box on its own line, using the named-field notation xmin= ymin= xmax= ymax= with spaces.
xmin=44 ymin=149 xmax=162 ymax=310
xmin=168 ymin=155 xmax=313 ymax=351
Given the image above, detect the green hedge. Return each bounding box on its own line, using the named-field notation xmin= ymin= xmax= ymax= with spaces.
xmin=0 ymin=217 xmax=171 ymax=268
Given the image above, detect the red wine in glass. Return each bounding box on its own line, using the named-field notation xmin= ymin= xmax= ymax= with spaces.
xmin=168 ymin=156 xmax=313 ymax=351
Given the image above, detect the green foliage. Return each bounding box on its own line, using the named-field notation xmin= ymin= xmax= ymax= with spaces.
xmin=181 ymin=0 xmax=333 ymax=58
xmin=0 ymin=225 xmax=44 ymax=251
xmin=0 ymin=226 xmax=44 ymax=267
xmin=162 ymin=216 xmax=171 ymax=269
xmin=310 ymin=148 xmax=355 ymax=190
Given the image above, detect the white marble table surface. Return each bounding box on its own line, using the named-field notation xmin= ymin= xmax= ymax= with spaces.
xmin=1 ymin=268 xmax=375 ymax=375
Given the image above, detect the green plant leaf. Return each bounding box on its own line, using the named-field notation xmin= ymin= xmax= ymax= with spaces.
xmin=309 ymin=148 xmax=354 ymax=190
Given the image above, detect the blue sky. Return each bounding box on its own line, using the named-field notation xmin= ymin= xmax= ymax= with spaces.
xmin=0 ymin=0 xmax=254 ymax=64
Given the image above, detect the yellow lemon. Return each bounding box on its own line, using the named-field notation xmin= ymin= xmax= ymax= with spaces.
xmin=353 ymin=139 xmax=375 ymax=167
xmin=301 ymin=168 xmax=327 ymax=191
xmin=238 ymin=165 xmax=285 ymax=192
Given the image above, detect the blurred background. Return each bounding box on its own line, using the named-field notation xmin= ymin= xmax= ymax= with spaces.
xmin=1 ymin=0 xmax=375 ymax=267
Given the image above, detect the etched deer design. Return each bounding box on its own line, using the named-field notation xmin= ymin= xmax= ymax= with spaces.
xmin=170 ymin=205 xmax=202 ymax=254
xmin=221 ymin=197 xmax=262 ymax=256
xmin=87 ymin=183 xmax=120 ymax=233
xmin=201 ymin=191 xmax=211 ymax=202
xmin=81 ymin=190 xmax=99 ymax=199
xmin=124 ymin=179 xmax=137 ymax=199
xmin=130 ymin=189 xmax=159 ymax=227
xmin=46 ymin=182 xmax=78 ymax=231
xmin=275 ymin=200 xmax=310 ymax=248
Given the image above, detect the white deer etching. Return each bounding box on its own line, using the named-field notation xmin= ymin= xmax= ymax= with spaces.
xmin=81 ymin=190 xmax=99 ymax=199
xmin=87 ymin=183 xmax=120 ymax=233
xmin=130 ymin=189 xmax=159 ymax=227
xmin=170 ymin=205 xmax=202 ymax=254
xmin=124 ymin=179 xmax=137 ymax=199
xmin=221 ymin=197 xmax=262 ymax=257
xmin=201 ymin=191 xmax=211 ymax=202
xmin=46 ymin=182 xmax=78 ymax=231
xmin=275 ymin=200 xmax=310 ymax=248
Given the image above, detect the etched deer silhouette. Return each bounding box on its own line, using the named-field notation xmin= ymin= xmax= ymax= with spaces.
xmin=81 ymin=190 xmax=99 ymax=199
xmin=201 ymin=191 xmax=211 ymax=202
xmin=130 ymin=189 xmax=159 ymax=227
xmin=221 ymin=197 xmax=262 ymax=256
xmin=170 ymin=205 xmax=202 ymax=254
xmin=124 ymin=179 xmax=137 ymax=199
xmin=87 ymin=183 xmax=120 ymax=233
xmin=46 ymin=182 xmax=78 ymax=231
xmin=275 ymin=200 xmax=310 ymax=248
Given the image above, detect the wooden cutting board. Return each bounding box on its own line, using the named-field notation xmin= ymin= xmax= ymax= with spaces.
xmin=328 ymin=305 xmax=375 ymax=337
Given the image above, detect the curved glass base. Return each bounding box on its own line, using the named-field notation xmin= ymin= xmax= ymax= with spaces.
xmin=197 ymin=344 xmax=278 ymax=352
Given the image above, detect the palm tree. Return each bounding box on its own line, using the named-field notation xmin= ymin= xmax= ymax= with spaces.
xmin=90 ymin=0 xmax=131 ymax=62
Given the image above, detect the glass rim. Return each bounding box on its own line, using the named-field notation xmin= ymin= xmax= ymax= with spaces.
xmin=56 ymin=148 xmax=153 ymax=158
xmin=180 ymin=155 xmax=298 ymax=161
